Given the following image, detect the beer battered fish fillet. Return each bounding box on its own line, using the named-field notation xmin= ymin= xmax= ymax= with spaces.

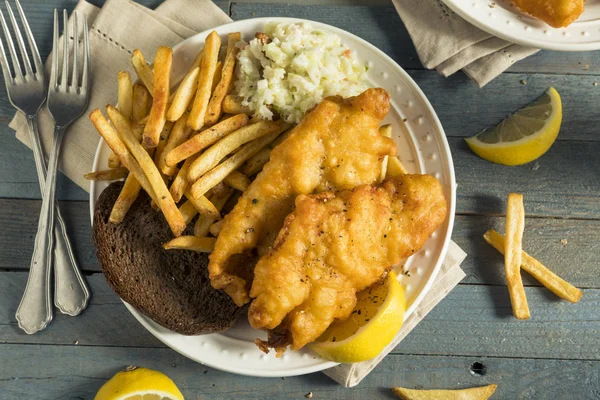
xmin=249 ymin=175 xmax=448 ymax=353
xmin=513 ymin=0 xmax=584 ymax=28
xmin=209 ymin=88 xmax=396 ymax=306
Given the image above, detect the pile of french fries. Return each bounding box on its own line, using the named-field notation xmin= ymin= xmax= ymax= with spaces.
xmin=87 ymin=31 xmax=290 ymax=247
xmin=484 ymin=193 xmax=582 ymax=319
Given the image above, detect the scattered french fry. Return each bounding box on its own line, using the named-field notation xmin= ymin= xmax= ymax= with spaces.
xmin=505 ymin=193 xmax=529 ymax=320
xmin=190 ymin=126 xmax=285 ymax=198
xmin=392 ymin=384 xmax=498 ymax=400
xmin=143 ymin=46 xmax=173 ymax=148
xmin=109 ymin=175 xmax=142 ymax=223
xmin=159 ymin=113 xmax=193 ymax=176
xmin=163 ymin=235 xmax=216 ymax=253
xmin=184 ymin=189 xmax=221 ymax=219
xmin=194 ymin=186 xmax=234 ymax=237
xmin=170 ymin=156 xmax=196 ymax=203
xmin=379 ymin=124 xmax=392 ymax=182
xmin=84 ymin=167 xmax=128 ymax=181
xmin=188 ymin=31 xmax=222 ymax=130
xmin=117 ymin=71 xmax=133 ymax=120
xmin=131 ymin=49 xmax=154 ymax=93
xmin=167 ymin=67 xmax=200 ymax=121
xmin=132 ymin=83 xmax=151 ymax=123
xmin=89 ymin=109 xmax=157 ymax=201
xmin=165 ymin=114 xmax=249 ymax=167
xmin=483 ymin=229 xmax=582 ymax=303
xmin=222 ymin=95 xmax=252 ymax=115
xmin=205 ymin=32 xmax=241 ymax=126
xmin=188 ymin=120 xmax=282 ymax=181
xmin=223 ymin=170 xmax=251 ymax=191
xmin=209 ymin=219 xmax=224 ymax=237
xmin=107 ymin=105 xmax=186 ymax=236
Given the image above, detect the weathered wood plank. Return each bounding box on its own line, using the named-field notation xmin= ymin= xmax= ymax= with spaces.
xmin=1 ymin=272 xmax=598 ymax=362
xmin=450 ymin=137 xmax=600 ymax=219
xmin=1 ymin=198 xmax=598 ymax=276
xmin=0 ymin=343 xmax=598 ymax=399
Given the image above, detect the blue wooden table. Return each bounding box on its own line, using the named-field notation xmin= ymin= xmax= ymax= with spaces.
xmin=1 ymin=1 xmax=599 ymax=399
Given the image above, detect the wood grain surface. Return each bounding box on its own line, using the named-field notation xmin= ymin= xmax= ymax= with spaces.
xmin=0 ymin=1 xmax=598 ymax=399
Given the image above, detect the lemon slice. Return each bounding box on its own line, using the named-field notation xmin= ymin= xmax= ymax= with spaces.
xmin=308 ymin=271 xmax=405 ymax=363
xmin=465 ymin=87 xmax=562 ymax=166
xmin=94 ymin=367 xmax=184 ymax=400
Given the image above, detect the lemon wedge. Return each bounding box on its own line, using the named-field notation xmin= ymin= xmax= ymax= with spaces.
xmin=465 ymin=87 xmax=562 ymax=166
xmin=308 ymin=271 xmax=405 ymax=363
xmin=94 ymin=366 xmax=184 ymax=400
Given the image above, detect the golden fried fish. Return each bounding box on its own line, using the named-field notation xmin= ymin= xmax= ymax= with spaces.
xmin=513 ymin=0 xmax=584 ymax=28
xmin=208 ymin=88 xmax=396 ymax=306
xmin=249 ymin=175 xmax=448 ymax=353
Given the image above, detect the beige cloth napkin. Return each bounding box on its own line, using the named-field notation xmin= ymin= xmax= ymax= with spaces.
xmin=392 ymin=0 xmax=540 ymax=87
xmin=8 ymin=0 xmax=467 ymax=386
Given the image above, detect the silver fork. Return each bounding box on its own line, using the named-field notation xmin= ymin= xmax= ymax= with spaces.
xmin=0 ymin=1 xmax=89 ymax=334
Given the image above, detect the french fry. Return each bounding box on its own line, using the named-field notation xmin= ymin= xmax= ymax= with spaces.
xmin=188 ymin=31 xmax=222 ymax=130
xmin=163 ymin=235 xmax=216 ymax=253
xmin=143 ymin=46 xmax=173 ymax=149
xmin=132 ymin=83 xmax=151 ymax=122
xmin=205 ymin=33 xmax=241 ymax=126
xmin=386 ymin=155 xmax=408 ymax=177
xmin=170 ymin=156 xmax=196 ymax=203
xmin=505 ymin=193 xmax=529 ymax=320
xmin=90 ymin=109 xmax=157 ymax=201
xmin=84 ymin=167 xmax=128 ymax=181
xmin=241 ymin=147 xmax=271 ymax=176
xmin=483 ymin=229 xmax=582 ymax=303
xmin=209 ymin=219 xmax=224 ymax=237
xmin=117 ymin=71 xmax=133 ymax=120
xmin=165 ymin=114 xmax=249 ymax=167
xmin=212 ymin=61 xmax=223 ymax=94
xmin=194 ymin=186 xmax=234 ymax=237
xmin=190 ymin=126 xmax=285 ymax=198
xmin=223 ymin=170 xmax=250 ymax=191
xmin=107 ymin=153 xmax=121 ymax=168
xmin=131 ymin=49 xmax=154 ymax=93
xmin=392 ymin=384 xmax=498 ymax=400
xmin=179 ymin=200 xmax=199 ymax=225
xmin=106 ymin=105 xmax=186 ymax=236
xmin=184 ymin=189 xmax=221 ymax=219
xmin=188 ymin=120 xmax=282 ymax=181
xmin=222 ymin=95 xmax=252 ymax=115
xmin=167 ymin=67 xmax=200 ymax=121
xmin=152 ymin=120 xmax=175 ymax=180
xmin=379 ymin=124 xmax=392 ymax=182
xmin=109 ymin=175 xmax=142 ymax=223
xmin=158 ymin=112 xmax=193 ymax=176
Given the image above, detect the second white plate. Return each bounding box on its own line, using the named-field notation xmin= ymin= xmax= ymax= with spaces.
xmin=442 ymin=0 xmax=600 ymax=51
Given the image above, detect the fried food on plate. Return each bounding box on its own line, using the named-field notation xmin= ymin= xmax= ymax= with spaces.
xmin=208 ymin=88 xmax=397 ymax=306
xmin=392 ymin=384 xmax=498 ymax=400
xmin=249 ymin=175 xmax=447 ymax=352
xmin=513 ymin=0 xmax=584 ymax=28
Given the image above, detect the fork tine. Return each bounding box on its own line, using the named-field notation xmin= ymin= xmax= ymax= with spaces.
xmin=81 ymin=15 xmax=88 ymax=91
xmin=0 ymin=8 xmax=22 ymax=80
xmin=5 ymin=1 xmax=31 ymax=76
xmin=60 ymin=9 xmax=67 ymax=89
xmin=0 ymin=17 xmax=12 ymax=85
xmin=15 ymin=0 xmax=42 ymax=76
xmin=49 ymin=8 xmax=57 ymax=88
xmin=71 ymin=12 xmax=77 ymax=87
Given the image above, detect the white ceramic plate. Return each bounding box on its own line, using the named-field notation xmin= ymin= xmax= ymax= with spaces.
xmin=89 ymin=17 xmax=456 ymax=377
xmin=442 ymin=0 xmax=600 ymax=51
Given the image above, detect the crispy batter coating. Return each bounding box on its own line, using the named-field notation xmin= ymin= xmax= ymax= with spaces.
xmin=249 ymin=175 xmax=448 ymax=353
xmin=208 ymin=88 xmax=396 ymax=306
xmin=513 ymin=0 xmax=584 ymax=28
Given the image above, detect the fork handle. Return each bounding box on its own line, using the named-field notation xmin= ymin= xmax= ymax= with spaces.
xmin=25 ymin=116 xmax=89 ymax=317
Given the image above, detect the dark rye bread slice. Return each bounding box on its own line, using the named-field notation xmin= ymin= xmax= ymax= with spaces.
xmin=93 ymin=181 xmax=244 ymax=335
